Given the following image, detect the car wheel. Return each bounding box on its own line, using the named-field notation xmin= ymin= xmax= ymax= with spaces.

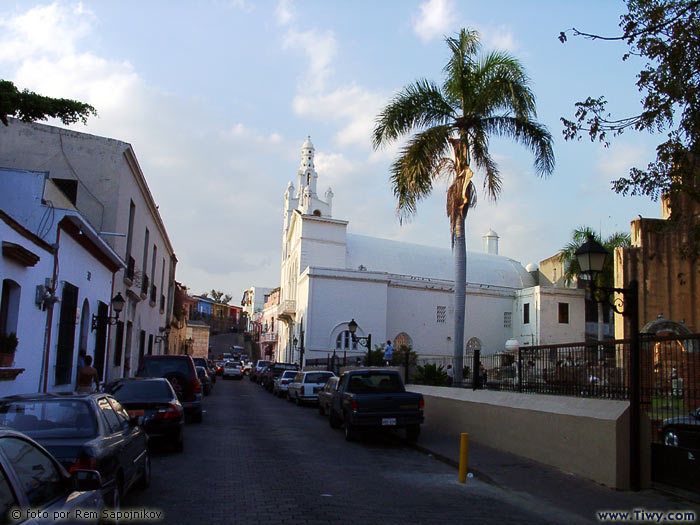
xmin=287 ymin=392 xmax=294 ymax=403
xmin=329 ymin=409 xmax=342 ymax=429
xmin=344 ymin=421 xmax=357 ymax=441
xmin=192 ymin=410 xmax=203 ymax=424
xmin=318 ymin=404 xmax=325 ymax=416
xmin=295 ymin=395 xmax=302 ymax=406
xmin=174 ymin=430 xmax=184 ymax=452
xmin=663 ymin=428 xmax=680 ymax=447
xmin=406 ymin=424 xmax=421 ymax=442
xmin=136 ymin=452 xmax=151 ymax=490
xmin=109 ymin=475 xmax=123 ymax=512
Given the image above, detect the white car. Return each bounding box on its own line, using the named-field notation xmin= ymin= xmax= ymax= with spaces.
xmin=273 ymin=370 xmax=298 ymax=398
xmin=223 ymin=361 xmax=243 ymax=380
xmin=287 ymin=371 xmax=336 ymax=405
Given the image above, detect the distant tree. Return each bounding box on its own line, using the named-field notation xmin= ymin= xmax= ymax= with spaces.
xmin=0 ymin=79 xmax=96 ymax=126
xmin=559 ymin=226 xmax=631 ymax=341
xmin=203 ymin=290 xmax=232 ymax=304
xmin=560 ymin=1 xmax=700 ymax=257
xmin=373 ymin=28 xmax=554 ymax=386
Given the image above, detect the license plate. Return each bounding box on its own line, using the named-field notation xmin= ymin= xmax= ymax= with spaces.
xmin=381 ymin=418 xmax=397 ymax=426
xmin=128 ymin=409 xmax=144 ymax=418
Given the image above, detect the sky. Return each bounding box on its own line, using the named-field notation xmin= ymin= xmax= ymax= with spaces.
xmin=0 ymin=0 xmax=663 ymax=302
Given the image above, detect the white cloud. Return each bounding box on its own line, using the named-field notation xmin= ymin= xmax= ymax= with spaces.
xmin=283 ymin=28 xmax=337 ymax=92
xmin=481 ymin=25 xmax=518 ymax=52
xmin=0 ymin=2 xmax=95 ymax=62
xmin=276 ymin=0 xmax=294 ymax=26
xmin=413 ymin=0 xmax=458 ymax=43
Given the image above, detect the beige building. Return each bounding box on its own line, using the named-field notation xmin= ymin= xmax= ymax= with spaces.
xmin=615 ymin=195 xmax=700 ymax=338
xmin=186 ymin=321 xmax=210 ymax=359
xmin=0 ymin=119 xmax=177 ymax=381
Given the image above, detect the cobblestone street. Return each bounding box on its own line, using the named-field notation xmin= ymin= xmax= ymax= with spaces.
xmin=126 ymin=378 xmax=573 ymax=524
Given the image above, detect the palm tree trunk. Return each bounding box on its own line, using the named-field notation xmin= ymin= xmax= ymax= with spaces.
xmin=453 ymin=215 xmax=466 ymax=385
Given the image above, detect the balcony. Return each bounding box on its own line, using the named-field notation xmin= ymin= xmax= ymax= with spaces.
xmin=260 ymin=332 xmax=278 ymax=343
xmin=124 ymin=256 xmax=135 ymax=285
xmin=277 ymin=299 xmax=295 ymax=321
xmin=140 ymin=274 xmax=149 ymax=300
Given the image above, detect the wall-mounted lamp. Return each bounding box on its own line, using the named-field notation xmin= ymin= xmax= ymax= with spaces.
xmin=91 ymin=292 xmax=125 ymax=331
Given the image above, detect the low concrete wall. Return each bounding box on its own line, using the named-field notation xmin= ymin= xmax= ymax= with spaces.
xmin=407 ymin=385 xmax=650 ymax=490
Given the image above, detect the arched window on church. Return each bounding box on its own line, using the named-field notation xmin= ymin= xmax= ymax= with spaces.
xmin=393 ymin=332 xmax=413 ymax=350
xmin=335 ymin=331 xmax=358 ymax=351
xmin=313 ymin=209 xmax=321 ymax=217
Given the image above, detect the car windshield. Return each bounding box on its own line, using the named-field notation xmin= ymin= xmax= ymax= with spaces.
xmin=140 ymin=358 xmax=190 ymax=377
xmin=193 ymin=358 xmax=207 ymax=367
xmin=225 ymin=362 xmax=239 ymax=368
xmin=197 ymin=367 xmax=207 ymax=378
xmin=281 ymin=371 xmax=296 ymax=379
xmin=107 ymin=380 xmax=173 ymax=401
xmin=0 ymin=399 xmax=97 ymax=439
xmin=305 ymin=373 xmax=333 ymax=384
xmin=347 ymin=373 xmax=404 ymax=394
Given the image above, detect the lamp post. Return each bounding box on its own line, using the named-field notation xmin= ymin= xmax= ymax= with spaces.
xmin=155 ymin=327 xmax=170 ymax=353
xmin=91 ymin=293 xmax=125 ymax=331
xmin=575 ymin=235 xmax=641 ymax=491
xmin=347 ymin=319 xmax=372 ymax=367
xmin=293 ymin=336 xmax=298 ymax=365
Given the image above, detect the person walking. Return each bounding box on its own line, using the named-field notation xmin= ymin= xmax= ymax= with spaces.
xmin=76 ymin=355 xmax=99 ymax=393
xmin=446 ymin=364 xmax=454 ymax=387
xmin=383 ymin=340 xmax=393 ymax=366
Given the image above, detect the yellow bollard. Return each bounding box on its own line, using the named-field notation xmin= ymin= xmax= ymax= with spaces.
xmin=458 ymin=432 xmax=469 ymax=483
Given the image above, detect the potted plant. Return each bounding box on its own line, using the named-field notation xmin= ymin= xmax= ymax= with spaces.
xmin=0 ymin=332 xmax=18 ymax=367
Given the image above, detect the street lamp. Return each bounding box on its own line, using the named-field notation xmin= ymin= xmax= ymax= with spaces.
xmin=155 ymin=326 xmax=170 ymax=345
xmin=575 ymin=234 xmax=641 ymax=491
xmin=91 ymin=293 xmax=125 ymax=331
xmin=347 ymin=319 xmax=372 ymax=366
xmin=293 ymin=336 xmax=298 ymax=364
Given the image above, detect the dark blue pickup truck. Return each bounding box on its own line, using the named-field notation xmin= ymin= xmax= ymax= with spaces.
xmin=328 ymin=369 xmax=424 ymax=441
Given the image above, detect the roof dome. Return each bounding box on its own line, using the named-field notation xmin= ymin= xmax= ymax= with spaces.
xmin=525 ymin=263 xmax=538 ymax=272
xmin=302 ymin=136 xmax=314 ymax=150
xmin=483 ymin=229 xmax=499 ymax=238
xmin=345 ymin=234 xmax=535 ymax=289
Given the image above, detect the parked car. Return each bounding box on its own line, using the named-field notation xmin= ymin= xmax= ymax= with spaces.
xmin=0 ymin=392 xmax=151 ymax=509
xmin=0 ymin=428 xmax=105 ymax=523
xmin=214 ymin=361 xmax=224 ymax=376
xmin=328 ymin=369 xmax=424 ymax=441
xmin=287 ymin=371 xmax=336 ymax=405
xmin=262 ymin=363 xmax=300 ymax=392
xmin=317 ymin=376 xmax=340 ymax=416
xmin=660 ymin=407 xmax=700 ymax=449
xmin=273 ymin=370 xmax=298 ymax=398
xmin=223 ymin=361 xmax=243 ymax=380
xmin=196 ymin=366 xmax=214 ymax=395
xmin=193 ymin=357 xmax=216 ymax=384
xmin=250 ymin=360 xmax=271 ymax=383
xmin=104 ymin=378 xmax=185 ymax=452
xmin=137 ymin=355 xmax=202 ymax=423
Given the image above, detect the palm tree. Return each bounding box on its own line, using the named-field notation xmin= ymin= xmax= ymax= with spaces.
xmin=559 ymin=226 xmax=631 ymax=341
xmin=373 ymin=29 xmax=554 ymax=385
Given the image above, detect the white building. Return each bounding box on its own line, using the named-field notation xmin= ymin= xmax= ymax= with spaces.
xmin=276 ymin=137 xmax=585 ymax=364
xmin=241 ymin=286 xmax=272 ymax=331
xmin=0 ymin=168 xmax=123 ymax=394
xmin=0 ymin=119 xmax=177 ymax=382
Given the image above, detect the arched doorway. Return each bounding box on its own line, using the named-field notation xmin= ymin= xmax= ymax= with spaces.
xmin=393 ymin=332 xmax=412 ymax=350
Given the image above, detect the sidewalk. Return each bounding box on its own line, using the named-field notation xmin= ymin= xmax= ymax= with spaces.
xmin=408 ymin=426 xmax=700 ymax=522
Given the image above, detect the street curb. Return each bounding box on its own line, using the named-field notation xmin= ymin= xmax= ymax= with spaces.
xmin=396 ymin=436 xmax=501 ymax=488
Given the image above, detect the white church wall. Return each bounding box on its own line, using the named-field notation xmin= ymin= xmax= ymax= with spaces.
xmin=306 ymin=271 xmax=388 ymax=357
xmin=386 ymin=285 xmax=453 ymax=354
xmin=463 ymin=291 xmax=516 ymax=355
xmin=513 ymin=286 xmax=586 ymax=347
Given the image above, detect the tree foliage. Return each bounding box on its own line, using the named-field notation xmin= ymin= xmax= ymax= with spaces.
xmin=559 ymin=226 xmax=632 ymax=289
xmin=560 ymin=1 xmax=700 ymax=211
xmin=202 ymin=290 xmax=233 ymax=304
xmin=0 ymin=79 xmax=96 ymax=126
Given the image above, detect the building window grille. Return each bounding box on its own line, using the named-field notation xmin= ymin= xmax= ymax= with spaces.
xmin=436 ymin=306 xmax=446 ymax=323
xmin=504 ymin=312 xmax=512 ymax=328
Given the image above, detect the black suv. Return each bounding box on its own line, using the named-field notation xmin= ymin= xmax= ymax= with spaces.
xmin=137 ymin=355 xmax=203 ymax=423
xmin=262 ymin=363 xmax=300 ymax=392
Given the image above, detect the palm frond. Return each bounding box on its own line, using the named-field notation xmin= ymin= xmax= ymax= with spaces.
xmin=373 ymin=80 xmax=456 ymax=149
xmin=443 ymin=29 xmax=481 ymax=109
xmin=471 ymin=51 xmax=536 ymax=118
xmin=469 ymin=126 xmax=501 ymax=200
xmin=481 ymin=116 xmax=555 ymax=176
xmin=390 ymin=125 xmax=453 ymax=222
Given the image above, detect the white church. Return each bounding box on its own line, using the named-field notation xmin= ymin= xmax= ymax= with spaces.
xmin=274 ymin=137 xmax=585 ymax=363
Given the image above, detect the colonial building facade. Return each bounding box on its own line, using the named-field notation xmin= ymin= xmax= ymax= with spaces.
xmin=276 ymin=138 xmax=586 ymax=364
